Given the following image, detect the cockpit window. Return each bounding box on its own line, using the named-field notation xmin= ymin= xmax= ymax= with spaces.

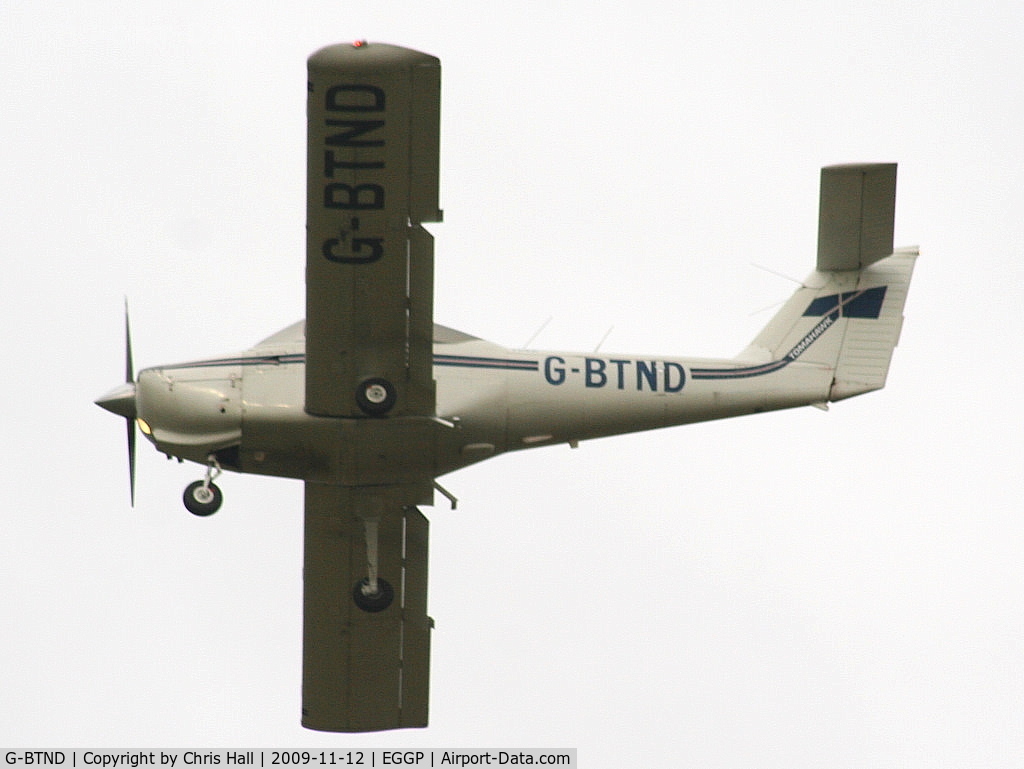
xmin=254 ymin=320 xmax=305 ymax=348
xmin=254 ymin=321 xmax=477 ymax=348
xmin=433 ymin=324 xmax=480 ymax=343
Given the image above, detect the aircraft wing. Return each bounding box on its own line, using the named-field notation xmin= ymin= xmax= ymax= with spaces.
xmin=301 ymin=43 xmax=440 ymax=733
xmin=305 ymin=43 xmax=441 ymax=418
xmin=301 ymin=482 xmax=431 ymax=732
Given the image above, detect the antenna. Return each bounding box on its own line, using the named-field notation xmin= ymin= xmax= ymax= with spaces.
xmin=593 ymin=326 xmax=614 ymax=353
xmin=746 ymin=263 xmax=827 ymax=316
xmin=521 ymin=316 xmax=553 ymax=349
xmin=750 ymin=262 xmax=805 ymax=286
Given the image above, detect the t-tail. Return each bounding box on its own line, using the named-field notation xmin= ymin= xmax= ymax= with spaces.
xmin=735 ymin=163 xmax=918 ymax=403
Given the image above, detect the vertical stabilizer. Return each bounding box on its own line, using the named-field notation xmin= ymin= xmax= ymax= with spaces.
xmin=737 ymin=164 xmax=916 ymax=402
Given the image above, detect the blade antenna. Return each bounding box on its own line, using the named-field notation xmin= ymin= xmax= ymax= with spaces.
xmin=521 ymin=316 xmax=553 ymax=349
xmin=593 ymin=326 xmax=614 ymax=353
xmin=749 ymin=262 xmax=806 ymax=286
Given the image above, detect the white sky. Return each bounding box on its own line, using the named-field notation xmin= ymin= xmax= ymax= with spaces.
xmin=3 ymin=1 xmax=1023 ymax=764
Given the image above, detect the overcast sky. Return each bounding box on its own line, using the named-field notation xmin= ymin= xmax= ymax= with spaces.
xmin=3 ymin=1 xmax=1023 ymax=765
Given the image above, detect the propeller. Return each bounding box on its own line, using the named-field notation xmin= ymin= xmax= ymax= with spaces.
xmin=94 ymin=300 xmax=138 ymax=506
xmin=125 ymin=302 xmax=136 ymax=506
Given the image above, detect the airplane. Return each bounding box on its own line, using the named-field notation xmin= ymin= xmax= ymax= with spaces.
xmin=94 ymin=41 xmax=918 ymax=733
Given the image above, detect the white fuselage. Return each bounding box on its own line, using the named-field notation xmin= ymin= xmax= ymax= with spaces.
xmin=134 ymin=322 xmax=833 ymax=487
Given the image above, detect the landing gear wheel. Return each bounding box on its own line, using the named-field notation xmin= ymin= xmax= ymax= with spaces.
xmin=352 ymin=577 xmax=394 ymax=613
xmin=355 ymin=377 xmax=396 ymax=416
xmin=183 ymin=480 xmax=222 ymax=517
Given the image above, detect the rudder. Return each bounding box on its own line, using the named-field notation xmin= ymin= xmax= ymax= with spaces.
xmin=826 ymin=248 xmax=917 ymax=400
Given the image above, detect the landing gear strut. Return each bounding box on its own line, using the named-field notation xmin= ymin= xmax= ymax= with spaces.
xmin=183 ymin=455 xmax=223 ymax=516
xmin=352 ymin=516 xmax=394 ymax=612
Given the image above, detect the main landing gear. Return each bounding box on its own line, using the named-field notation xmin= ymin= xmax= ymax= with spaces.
xmin=352 ymin=516 xmax=394 ymax=613
xmin=355 ymin=377 xmax=397 ymax=416
xmin=183 ymin=455 xmax=223 ymax=517
xmin=353 ymin=577 xmax=394 ymax=613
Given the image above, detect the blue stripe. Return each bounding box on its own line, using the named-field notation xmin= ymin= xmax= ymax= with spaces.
xmin=691 ymin=359 xmax=789 ymax=380
xmin=434 ymin=354 xmax=538 ymax=371
xmin=154 ymin=353 xmax=539 ymax=373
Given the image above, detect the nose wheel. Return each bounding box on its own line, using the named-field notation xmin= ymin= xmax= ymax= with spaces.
xmin=183 ymin=480 xmax=222 ymax=516
xmin=183 ymin=455 xmax=224 ymax=516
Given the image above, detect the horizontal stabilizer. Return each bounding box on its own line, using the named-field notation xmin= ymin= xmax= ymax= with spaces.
xmin=817 ymin=163 xmax=897 ymax=272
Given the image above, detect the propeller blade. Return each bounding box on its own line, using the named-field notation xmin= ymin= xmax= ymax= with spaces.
xmin=127 ymin=416 xmax=137 ymax=507
xmin=124 ymin=298 xmax=134 ymax=384
xmin=125 ymin=299 xmax=136 ymax=506
xmin=96 ymin=300 xmax=141 ymax=507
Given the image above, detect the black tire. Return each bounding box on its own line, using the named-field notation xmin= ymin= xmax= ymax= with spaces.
xmin=352 ymin=578 xmax=394 ymax=613
xmin=355 ymin=377 xmax=397 ymax=415
xmin=183 ymin=480 xmax=222 ymax=516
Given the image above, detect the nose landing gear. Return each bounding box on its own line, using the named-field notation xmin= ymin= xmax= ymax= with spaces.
xmin=183 ymin=455 xmax=224 ymax=516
